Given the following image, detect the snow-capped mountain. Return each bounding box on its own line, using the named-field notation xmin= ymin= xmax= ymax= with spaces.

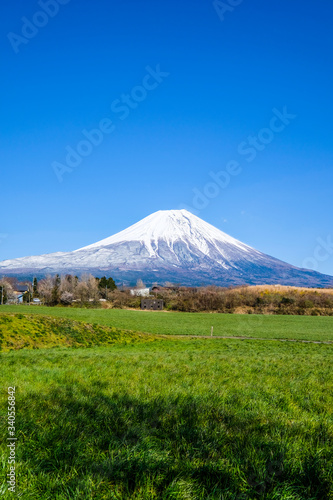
xmin=1 ymin=209 xmax=332 ymax=287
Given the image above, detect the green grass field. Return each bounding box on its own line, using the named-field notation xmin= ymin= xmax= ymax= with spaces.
xmin=1 ymin=335 xmax=333 ymax=499
xmin=1 ymin=309 xmax=333 ymax=498
xmin=1 ymin=305 xmax=333 ymax=341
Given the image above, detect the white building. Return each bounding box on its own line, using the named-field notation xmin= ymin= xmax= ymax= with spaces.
xmin=130 ymin=287 xmax=150 ymax=297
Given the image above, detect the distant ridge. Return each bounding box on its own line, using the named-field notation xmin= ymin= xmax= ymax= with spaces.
xmin=1 ymin=209 xmax=332 ymax=287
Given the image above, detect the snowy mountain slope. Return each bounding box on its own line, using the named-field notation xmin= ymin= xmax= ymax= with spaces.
xmin=0 ymin=209 xmax=332 ymax=287
xmin=77 ymin=210 xmax=252 ymax=257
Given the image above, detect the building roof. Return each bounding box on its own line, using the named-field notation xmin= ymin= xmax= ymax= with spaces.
xmin=15 ymin=285 xmax=29 ymax=292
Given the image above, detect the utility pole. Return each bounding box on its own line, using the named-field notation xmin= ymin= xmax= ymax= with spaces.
xmin=1 ymin=274 xmax=3 ymax=305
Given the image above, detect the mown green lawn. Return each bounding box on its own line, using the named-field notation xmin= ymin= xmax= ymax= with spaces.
xmin=1 ymin=305 xmax=333 ymax=341
xmin=1 ymin=338 xmax=333 ymax=499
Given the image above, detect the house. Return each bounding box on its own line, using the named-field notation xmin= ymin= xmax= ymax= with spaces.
xmin=7 ymin=285 xmax=30 ymax=304
xmin=130 ymin=287 xmax=150 ymax=297
xmin=7 ymin=292 xmax=24 ymax=304
xmin=151 ymin=284 xmax=180 ymax=293
xmin=15 ymin=285 xmax=29 ymax=293
xmin=141 ymin=299 xmax=164 ymax=310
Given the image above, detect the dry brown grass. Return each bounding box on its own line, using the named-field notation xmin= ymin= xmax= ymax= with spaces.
xmin=245 ymin=285 xmax=333 ymax=294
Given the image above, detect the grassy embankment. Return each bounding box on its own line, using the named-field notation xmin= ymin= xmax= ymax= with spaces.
xmin=0 ymin=313 xmax=159 ymax=352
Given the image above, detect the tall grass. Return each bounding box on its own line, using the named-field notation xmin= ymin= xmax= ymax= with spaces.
xmin=1 ymin=339 xmax=333 ymax=498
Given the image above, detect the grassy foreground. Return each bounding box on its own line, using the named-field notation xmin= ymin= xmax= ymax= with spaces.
xmin=1 ymin=312 xmax=332 ymax=498
xmin=1 ymin=305 xmax=333 ymax=341
xmin=1 ymin=336 xmax=333 ymax=498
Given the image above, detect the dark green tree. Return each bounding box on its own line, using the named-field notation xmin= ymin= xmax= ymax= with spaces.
xmin=33 ymin=277 xmax=39 ymax=298
xmin=99 ymin=276 xmax=107 ymax=289
xmin=107 ymin=277 xmax=117 ymax=291
xmin=98 ymin=276 xmax=117 ymax=298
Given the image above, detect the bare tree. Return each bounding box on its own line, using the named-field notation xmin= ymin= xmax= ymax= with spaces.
xmin=136 ymin=279 xmax=145 ymax=289
xmin=76 ymin=274 xmax=99 ymax=303
xmin=60 ymin=291 xmax=74 ymax=305
xmin=38 ymin=275 xmax=55 ymax=305
xmin=60 ymin=274 xmax=78 ymax=295
xmin=0 ymin=279 xmax=14 ymax=304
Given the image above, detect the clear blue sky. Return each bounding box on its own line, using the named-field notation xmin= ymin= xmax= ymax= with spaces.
xmin=1 ymin=0 xmax=332 ymax=275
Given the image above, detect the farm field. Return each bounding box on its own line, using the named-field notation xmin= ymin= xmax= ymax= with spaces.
xmin=1 ymin=305 xmax=333 ymax=341
xmin=1 ymin=311 xmax=333 ymax=498
xmin=0 ymin=331 xmax=333 ymax=499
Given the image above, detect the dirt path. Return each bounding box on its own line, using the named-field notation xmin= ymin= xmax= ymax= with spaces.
xmin=173 ymin=335 xmax=333 ymax=345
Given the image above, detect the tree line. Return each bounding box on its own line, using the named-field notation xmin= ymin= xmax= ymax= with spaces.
xmin=155 ymin=286 xmax=333 ymax=316
xmin=0 ymin=275 xmax=117 ymax=306
xmin=108 ymin=285 xmax=333 ymax=316
xmin=1 ymin=276 xmax=333 ymax=315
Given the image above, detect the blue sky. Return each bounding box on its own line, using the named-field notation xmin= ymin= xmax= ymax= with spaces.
xmin=1 ymin=0 xmax=332 ymax=275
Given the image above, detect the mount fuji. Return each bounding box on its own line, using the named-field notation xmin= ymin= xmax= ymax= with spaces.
xmin=1 ymin=209 xmax=332 ymax=287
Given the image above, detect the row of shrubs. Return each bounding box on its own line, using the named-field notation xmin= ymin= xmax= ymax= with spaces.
xmin=105 ymin=287 xmax=333 ymax=316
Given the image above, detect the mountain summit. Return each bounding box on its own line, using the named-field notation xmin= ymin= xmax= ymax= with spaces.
xmin=1 ymin=209 xmax=332 ymax=287
xmin=77 ymin=209 xmax=254 ymax=258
